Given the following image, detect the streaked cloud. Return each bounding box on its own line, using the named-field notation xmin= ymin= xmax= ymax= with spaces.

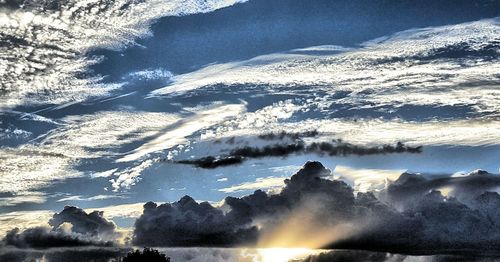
xmin=0 ymin=110 xmax=178 ymax=198
xmin=57 ymin=195 xmax=127 ymax=203
xmin=117 ymin=103 xmax=245 ymax=162
xmin=211 ymin=118 xmax=500 ymax=147
xmin=219 ymin=176 xmax=286 ymax=193
xmin=151 ymin=18 xmax=500 ymax=117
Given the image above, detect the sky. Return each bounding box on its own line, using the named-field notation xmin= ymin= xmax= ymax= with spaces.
xmin=0 ymin=0 xmax=500 ymax=261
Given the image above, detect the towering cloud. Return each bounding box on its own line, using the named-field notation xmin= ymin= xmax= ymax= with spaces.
xmin=134 ymin=162 xmax=371 ymax=247
xmin=133 ymin=196 xmax=258 ymax=247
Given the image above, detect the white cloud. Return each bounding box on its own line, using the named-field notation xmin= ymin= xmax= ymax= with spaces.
xmin=209 ymin=118 xmax=500 ymax=147
xmin=91 ymin=168 xmax=118 ymax=179
xmin=334 ymin=165 xmax=405 ymax=193
xmin=56 ymin=194 xmax=126 ymax=202
xmin=0 ymin=0 xmax=248 ymax=109
xmin=117 ymin=103 xmax=245 ymax=162
xmin=110 ymin=159 xmax=154 ymax=191
xmin=269 ymin=165 xmax=302 ymax=174
xmin=46 ymin=111 xmax=180 ymax=159
xmin=151 ymin=18 xmax=500 ymax=116
xmin=0 ymin=146 xmax=82 ymax=194
xmin=219 ymin=176 xmax=286 ymax=193
xmin=0 ymin=202 xmax=146 ymax=235
xmin=84 ymin=203 xmax=145 ymax=220
xmin=0 ymin=192 xmax=48 ymax=206
xmin=126 ymin=68 xmax=173 ymax=81
xmin=0 ymin=110 xmax=179 ymax=196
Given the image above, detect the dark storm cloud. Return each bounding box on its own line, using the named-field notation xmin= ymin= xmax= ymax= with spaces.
xmin=2 ymin=206 xmax=117 ymax=249
xmin=133 ymin=161 xmax=360 ymax=246
xmin=133 ymin=196 xmax=258 ymax=247
xmin=133 ymin=161 xmax=500 ymax=255
xmin=175 ymin=141 xmax=422 ymax=169
xmin=3 ymin=227 xmax=113 ymax=248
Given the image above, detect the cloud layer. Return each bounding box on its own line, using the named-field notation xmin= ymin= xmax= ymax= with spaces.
xmin=0 ymin=0 xmax=247 ymax=108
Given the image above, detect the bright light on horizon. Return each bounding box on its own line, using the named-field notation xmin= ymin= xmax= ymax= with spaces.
xmin=252 ymin=248 xmax=319 ymax=262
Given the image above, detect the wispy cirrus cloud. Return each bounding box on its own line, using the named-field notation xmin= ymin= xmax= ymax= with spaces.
xmin=151 ymin=18 xmax=500 ymax=118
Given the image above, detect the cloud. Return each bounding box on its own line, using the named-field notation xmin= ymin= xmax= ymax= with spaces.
xmin=381 ymin=169 xmax=500 ymax=209
xmin=132 ymin=161 xmax=500 ymax=254
xmin=84 ymin=203 xmax=145 ymax=222
xmin=257 ymin=131 xmax=319 ymax=141
xmin=117 ymin=103 xmax=245 ymax=163
xmin=333 ymin=165 xmax=405 ymax=193
xmin=209 ymin=117 xmax=500 ymax=148
xmin=219 ymin=177 xmax=286 ymax=193
xmin=175 ymin=141 xmax=421 ymax=169
xmin=133 ymin=161 xmax=357 ymax=247
xmin=2 ymin=227 xmax=113 ymax=249
xmin=177 ymin=156 xmax=244 ymax=169
xmin=57 ymin=195 xmax=126 ymax=203
xmin=126 ymin=69 xmax=173 ymax=81
xmin=1 ymin=206 xmax=119 ymax=249
xmin=48 ymin=206 xmax=116 ymax=237
xmin=0 ymin=110 xmax=179 ymax=200
xmin=150 ymin=18 xmax=500 ymax=118
xmin=0 ymin=104 xmax=245 ymax=194
xmin=110 ymin=160 xmax=155 ymax=192
xmin=0 ymin=0 xmax=247 ymax=109
xmin=133 ymin=196 xmax=258 ymax=247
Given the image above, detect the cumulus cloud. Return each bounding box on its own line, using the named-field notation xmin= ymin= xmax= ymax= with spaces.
xmin=2 ymin=206 xmax=119 ymax=249
xmin=48 ymin=206 xmax=116 ymax=237
xmin=175 ymin=141 xmax=422 ymax=169
xmin=133 ymin=162 xmax=359 ymax=247
xmin=133 ymin=196 xmax=258 ymax=247
xmin=132 ymin=161 xmax=500 ymax=254
xmin=381 ymin=169 xmax=500 ymax=209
